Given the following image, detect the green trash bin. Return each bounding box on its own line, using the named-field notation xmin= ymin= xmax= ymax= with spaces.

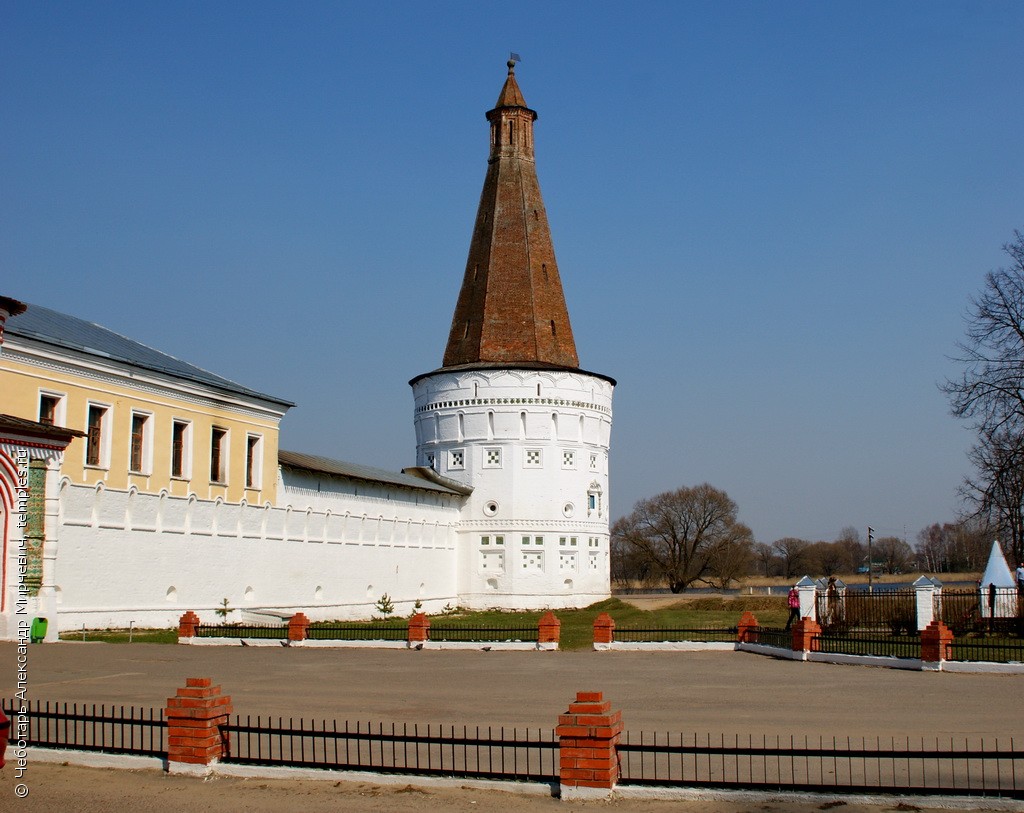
xmin=30 ymin=617 xmax=48 ymax=643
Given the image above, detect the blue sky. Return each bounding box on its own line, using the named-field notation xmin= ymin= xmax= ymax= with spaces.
xmin=3 ymin=2 xmax=1023 ymax=544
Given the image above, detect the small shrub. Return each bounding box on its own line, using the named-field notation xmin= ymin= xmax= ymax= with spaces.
xmin=375 ymin=593 xmax=395 ymax=617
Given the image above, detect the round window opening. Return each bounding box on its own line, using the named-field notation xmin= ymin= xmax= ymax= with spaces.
xmin=562 ymin=502 xmax=575 ymax=518
xmin=483 ymin=500 xmax=499 ymax=517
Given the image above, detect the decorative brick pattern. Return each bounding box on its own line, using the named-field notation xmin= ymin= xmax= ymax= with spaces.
xmin=737 ymin=611 xmax=759 ymax=643
xmin=287 ymin=612 xmax=310 ymax=642
xmin=593 ymin=612 xmax=615 ymax=645
xmin=538 ymin=611 xmax=560 ymax=644
xmin=921 ymin=620 xmax=954 ymax=662
xmin=442 ymin=62 xmax=579 ymax=370
xmin=791 ymin=617 xmax=822 ymax=652
xmin=165 ymin=677 xmax=232 ymax=768
xmin=408 ymin=612 xmax=430 ymax=643
xmin=556 ymin=691 xmax=623 ymax=795
xmin=177 ymin=611 xmax=201 ymax=640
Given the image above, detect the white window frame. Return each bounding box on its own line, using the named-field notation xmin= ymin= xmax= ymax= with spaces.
xmin=524 ymin=448 xmax=543 ymax=468
xmin=448 ymin=449 xmax=465 ymax=470
xmin=210 ymin=426 xmax=230 ymax=485
xmin=483 ymin=447 xmax=502 ymax=468
xmin=38 ymin=389 xmax=67 ymax=427
xmin=84 ymin=401 xmax=113 ymax=470
xmin=171 ymin=419 xmax=193 ymax=480
xmin=128 ymin=410 xmax=154 ymax=475
xmin=245 ymin=433 xmax=263 ymax=490
xmin=562 ymin=449 xmax=576 ymax=469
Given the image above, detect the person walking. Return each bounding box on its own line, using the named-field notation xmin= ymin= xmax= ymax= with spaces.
xmin=1016 ymin=561 xmax=1024 ymax=594
xmin=785 ymin=586 xmax=800 ymax=630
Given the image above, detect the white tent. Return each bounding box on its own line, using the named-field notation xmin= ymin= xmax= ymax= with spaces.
xmin=979 ymin=540 xmax=1016 ymax=618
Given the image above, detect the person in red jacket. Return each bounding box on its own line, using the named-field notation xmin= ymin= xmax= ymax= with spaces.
xmin=785 ymin=586 xmax=800 ymax=630
xmin=0 ymin=708 xmax=10 ymax=768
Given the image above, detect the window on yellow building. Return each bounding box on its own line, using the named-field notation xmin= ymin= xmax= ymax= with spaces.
xmin=171 ymin=420 xmax=191 ymax=479
xmin=210 ymin=427 xmax=228 ymax=484
xmin=245 ymin=434 xmax=262 ymax=489
xmin=39 ymin=393 xmax=63 ymax=426
xmin=129 ymin=412 xmax=150 ymax=474
xmin=86 ymin=404 xmax=108 ymax=468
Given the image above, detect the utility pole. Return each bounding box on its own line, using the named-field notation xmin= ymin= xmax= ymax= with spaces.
xmin=867 ymin=526 xmax=874 ymax=593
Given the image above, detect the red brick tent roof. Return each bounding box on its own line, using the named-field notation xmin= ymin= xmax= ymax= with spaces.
xmin=440 ymin=60 xmax=580 ymax=371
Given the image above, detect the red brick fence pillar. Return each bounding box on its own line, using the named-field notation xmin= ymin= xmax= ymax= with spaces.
xmin=737 ymin=611 xmax=759 ymax=644
xmin=177 ymin=611 xmax=200 ymax=641
xmin=920 ymin=620 xmax=953 ymax=669
xmin=556 ymin=691 xmax=623 ymax=800
xmin=791 ymin=616 xmax=821 ymax=657
xmin=408 ymin=612 xmax=430 ymax=647
xmin=592 ymin=612 xmax=615 ymax=650
xmin=165 ymin=677 xmax=233 ymax=774
xmin=287 ymin=612 xmax=310 ymax=642
xmin=538 ymin=611 xmax=560 ymax=650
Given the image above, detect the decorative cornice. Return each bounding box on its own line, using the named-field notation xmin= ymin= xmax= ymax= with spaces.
xmin=4 ymin=343 xmax=287 ymax=423
xmin=415 ymin=395 xmax=610 ymax=416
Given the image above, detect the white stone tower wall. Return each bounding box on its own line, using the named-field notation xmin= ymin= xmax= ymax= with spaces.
xmin=412 ymin=368 xmax=613 ymax=609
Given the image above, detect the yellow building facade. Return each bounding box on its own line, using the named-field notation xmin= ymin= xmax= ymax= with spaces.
xmin=1 ymin=302 xmax=292 ymax=505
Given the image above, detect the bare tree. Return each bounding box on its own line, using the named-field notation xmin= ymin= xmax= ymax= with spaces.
xmin=611 ymin=484 xmax=753 ymax=593
xmin=772 ymin=537 xmax=811 ymax=579
xmin=705 ymin=523 xmax=755 ymax=589
xmin=916 ymin=520 xmax=993 ymax=573
xmin=943 ymin=228 xmax=1024 ymax=561
xmin=806 ymin=541 xmax=847 ymax=576
xmin=753 ymin=542 xmax=779 ymax=577
xmin=963 ymin=428 xmax=1024 ymax=563
xmin=874 ymin=536 xmax=914 ymax=574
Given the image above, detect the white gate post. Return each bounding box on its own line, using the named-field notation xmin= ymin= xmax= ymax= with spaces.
xmin=913 ymin=575 xmax=939 ymax=632
xmin=796 ymin=576 xmax=817 ymax=622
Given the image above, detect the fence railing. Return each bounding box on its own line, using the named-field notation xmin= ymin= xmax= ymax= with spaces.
xmin=949 ymin=638 xmax=1024 ymax=664
xmin=221 ymin=717 xmax=558 ymax=781
xmin=747 ymin=626 xmax=790 ymax=648
xmin=1 ymin=699 xmax=166 ymax=757
xmin=196 ymin=623 xmax=289 ymax=639
xmin=613 ymin=626 xmax=737 ymax=643
xmin=427 ymin=625 xmax=539 ymax=643
xmin=306 ymin=623 xmax=409 ymax=641
xmin=940 ymin=587 xmax=1022 ymax=636
xmin=617 ymin=732 xmax=1023 ymax=798
xmin=816 ymin=589 xmax=918 ymax=634
xmin=813 ymin=634 xmax=922 ymax=659
xmin=9 ymin=692 xmax=1023 ymax=799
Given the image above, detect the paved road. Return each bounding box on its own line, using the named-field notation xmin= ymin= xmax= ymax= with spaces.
xmin=3 ymin=642 xmax=1020 ymax=739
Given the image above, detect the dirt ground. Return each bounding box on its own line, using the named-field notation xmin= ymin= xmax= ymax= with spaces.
xmin=7 ymin=763 xmax=1017 ymax=813
xmin=1 ymin=642 xmax=1021 ymax=811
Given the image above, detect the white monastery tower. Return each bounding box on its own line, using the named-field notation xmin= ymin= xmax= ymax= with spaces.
xmin=410 ymin=61 xmax=615 ymax=609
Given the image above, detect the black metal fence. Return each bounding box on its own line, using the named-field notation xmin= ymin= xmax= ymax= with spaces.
xmin=949 ymin=638 xmax=1024 ymax=664
xmin=196 ymin=623 xmax=288 ymax=639
xmin=221 ymin=717 xmax=558 ymax=782
xmin=613 ymin=626 xmax=737 ymax=643
xmin=426 ymin=625 xmax=539 ymax=643
xmin=8 ymin=697 xmax=1023 ymax=798
xmin=1 ymin=699 xmax=166 ymax=757
xmin=940 ymin=587 xmax=1022 ymax=636
xmin=618 ymin=731 xmax=1023 ymax=798
xmin=306 ymin=623 xmax=409 ymax=641
xmin=814 ymin=634 xmax=922 ymax=659
xmin=816 ymin=589 xmax=917 ymax=635
xmin=747 ymin=626 xmax=790 ymax=648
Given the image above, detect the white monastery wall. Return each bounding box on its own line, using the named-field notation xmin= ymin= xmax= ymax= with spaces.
xmin=51 ymin=478 xmax=460 ymax=630
xmin=412 ymin=368 xmax=613 ymax=609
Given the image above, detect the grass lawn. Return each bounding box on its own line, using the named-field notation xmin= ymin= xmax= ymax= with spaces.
xmin=55 ymin=596 xmax=787 ymax=650
xmin=58 ymin=627 xmax=179 ymax=644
